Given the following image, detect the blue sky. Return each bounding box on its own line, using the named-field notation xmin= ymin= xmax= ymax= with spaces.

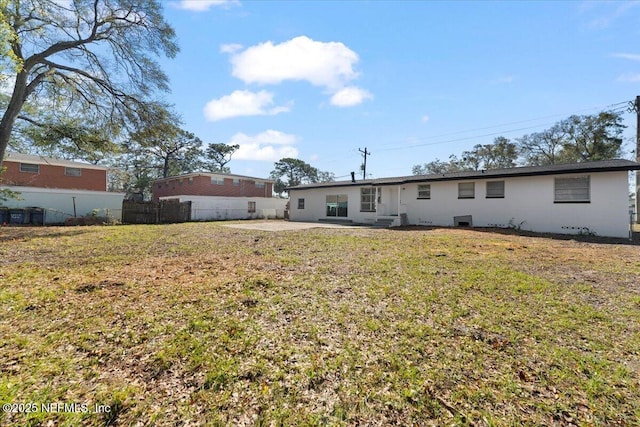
xmin=161 ymin=0 xmax=640 ymax=180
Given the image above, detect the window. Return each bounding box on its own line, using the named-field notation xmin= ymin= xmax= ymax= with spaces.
xmin=64 ymin=167 xmax=82 ymax=177
xmin=458 ymin=182 xmax=475 ymax=199
xmin=555 ymin=175 xmax=590 ymax=203
xmin=360 ymin=187 xmax=376 ymax=212
xmin=417 ymin=184 xmax=431 ymax=199
xmin=255 ymin=181 xmax=265 ymax=188
xmin=486 ymin=181 xmax=505 ymax=198
xmin=233 ymin=179 xmax=240 ymax=186
xmin=326 ymin=194 xmax=348 ymax=217
xmin=248 ymin=201 xmax=256 ymax=213
xmin=297 ymin=198 xmax=305 ymax=209
xmin=211 ymin=177 xmax=224 ymax=185
xmin=20 ymin=163 xmax=39 ymax=173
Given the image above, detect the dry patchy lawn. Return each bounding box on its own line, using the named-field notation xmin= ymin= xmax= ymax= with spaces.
xmin=1 ymin=222 xmax=639 ymax=426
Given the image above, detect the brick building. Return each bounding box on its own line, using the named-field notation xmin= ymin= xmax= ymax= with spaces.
xmin=1 ymin=152 xmax=124 ymax=224
xmin=152 ymin=173 xmax=287 ymax=221
xmin=1 ymin=152 xmax=108 ymax=191
xmin=153 ymin=173 xmax=274 ymax=202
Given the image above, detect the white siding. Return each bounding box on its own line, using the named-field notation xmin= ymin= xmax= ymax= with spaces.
xmin=0 ymin=186 xmax=124 ymax=223
xmin=289 ymin=187 xmax=377 ymax=224
xmin=289 ymin=171 xmax=631 ymax=238
xmin=160 ymin=195 xmax=288 ymax=221
xmin=401 ymin=171 xmax=629 ymax=238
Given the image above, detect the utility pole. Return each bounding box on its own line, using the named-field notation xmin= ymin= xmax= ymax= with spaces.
xmin=633 ymin=96 xmax=640 ymax=224
xmin=358 ymin=147 xmax=371 ymax=180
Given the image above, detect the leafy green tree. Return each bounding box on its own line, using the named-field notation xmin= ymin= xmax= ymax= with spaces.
xmin=270 ymin=158 xmax=334 ymax=196
xmin=203 ymin=143 xmax=239 ymax=173
xmin=560 ymin=111 xmax=625 ymax=162
xmin=412 ymin=158 xmax=453 ymax=175
xmin=318 ymin=170 xmax=336 ymax=182
xmin=516 ymin=124 xmax=565 ymax=166
xmin=0 ymin=0 xmax=178 ymax=166
xmin=18 ymin=115 xmax=119 ymax=164
xmin=108 ymin=104 xmax=205 ymax=198
xmin=518 ymin=111 xmax=625 ymax=165
xmin=479 ymin=137 xmax=518 ymax=169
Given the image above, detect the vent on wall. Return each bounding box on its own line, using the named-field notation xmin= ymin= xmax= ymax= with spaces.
xmin=454 ymin=215 xmax=473 ymax=227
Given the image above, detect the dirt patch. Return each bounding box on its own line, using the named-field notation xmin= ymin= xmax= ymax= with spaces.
xmin=221 ymin=220 xmax=363 ymax=232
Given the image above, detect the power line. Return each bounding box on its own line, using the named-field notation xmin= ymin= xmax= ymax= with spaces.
xmin=314 ymin=100 xmax=631 ymax=164
xmin=372 ymin=101 xmax=630 ymax=150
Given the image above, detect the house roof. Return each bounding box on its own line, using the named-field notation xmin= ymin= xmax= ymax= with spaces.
xmin=153 ymin=172 xmax=274 ymax=184
xmin=287 ymin=159 xmax=640 ymax=190
xmin=4 ymin=152 xmax=110 ymax=171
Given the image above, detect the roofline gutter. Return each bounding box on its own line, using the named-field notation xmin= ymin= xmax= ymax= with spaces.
xmin=287 ymin=164 xmax=640 ymax=191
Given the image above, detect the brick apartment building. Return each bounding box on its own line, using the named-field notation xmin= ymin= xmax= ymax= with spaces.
xmin=1 ymin=152 xmax=108 ymax=191
xmin=152 ymin=173 xmax=286 ymax=221
xmin=0 ymin=152 xmax=124 ymax=224
xmin=153 ymin=172 xmax=274 ymax=202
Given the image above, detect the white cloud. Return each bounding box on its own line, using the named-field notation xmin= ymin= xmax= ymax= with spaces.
xmin=611 ymin=52 xmax=640 ymax=61
xmin=230 ymin=35 xmax=360 ymax=90
xmin=491 ymin=75 xmax=515 ymax=84
xmin=587 ymin=2 xmax=640 ymax=30
xmin=230 ymin=130 xmax=299 ymax=161
xmin=203 ymin=90 xmax=290 ymax=121
xmin=220 ymin=43 xmax=243 ymax=54
xmin=330 ymin=86 xmax=372 ymax=107
xmin=421 ymin=115 xmax=430 ymax=123
xmin=175 ymin=0 xmax=239 ymax=11
xmin=617 ymin=73 xmax=640 ymax=83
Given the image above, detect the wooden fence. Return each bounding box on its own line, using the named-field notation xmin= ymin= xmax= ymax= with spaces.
xmin=122 ymin=200 xmax=192 ymax=224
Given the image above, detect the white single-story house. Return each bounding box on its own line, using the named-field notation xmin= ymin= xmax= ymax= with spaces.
xmin=158 ymin=195 xmax=288 ymax=221
xmin=287 ymin=159 xmax=640 ymax=238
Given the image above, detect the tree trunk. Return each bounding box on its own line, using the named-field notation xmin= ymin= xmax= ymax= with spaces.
xmin=0 ymin=71 xmax=30 ymax=168
xmin=163 ymin=157 xmax=170 ymax=178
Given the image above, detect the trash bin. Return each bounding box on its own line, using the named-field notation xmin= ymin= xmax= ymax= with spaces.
xmin=29 ymin=207 xmax=45 ymax=225
xmin=0 ymin=207 xmax=8 ymax=224
xmin=9 ymin=208 xmax=26 ymax=225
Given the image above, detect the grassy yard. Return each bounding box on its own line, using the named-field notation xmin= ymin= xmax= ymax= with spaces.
xmin=1 ymin=222 xmax=639 ymax=426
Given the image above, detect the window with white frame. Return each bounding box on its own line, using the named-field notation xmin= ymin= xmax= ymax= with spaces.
xmin=486 ymin=181 xmax=505 ymax=198
xmin=255 ymin=181 xmax=265 ymax=188
xmin=326 ymin=194 xmax=348 ymax=217
xmin=248 ymin=201 xmax=256 ymax=213
xmin=64 ymin=167 xmax=82 ymax=177
xmin=233 ymin=179 xmax=240 ymax=186
xmin=211 ymin=177 xmax=224 ymax=185
xmin=20 ymin=163 xmax=39 ymax=173
xmin=360 ymin=187 xmax=376 ymax=212
xmin=554 ymin=175 xmax=590 ymax=203
xmin=458 ymin=182 xmax=475 ymax=199
xmin=417 ymin=184 xmax=431 ymax=199
xmin=297 ymin=198 xmax=305 ymax=209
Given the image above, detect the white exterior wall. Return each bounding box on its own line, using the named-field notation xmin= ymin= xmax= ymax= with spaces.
xmin=0 ymin=186 xmax=125 ymax=223
xmin=159 ymin=195 xmax=288 ymax=221
xmin=289 ymin=171 xmax=631 ymax=238
xmin=289 ymin=186 xmax=378 ymax=224
xmin=400 ymin=172 xmax=630 ymax=238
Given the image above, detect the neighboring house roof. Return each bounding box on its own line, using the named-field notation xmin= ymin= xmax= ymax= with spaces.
xmin=4 ymin=152 xmax=109 ymax=171
xmin=153 ymin=172 xmax=275 ymax=184
xmin=287 ymin=159 xmax=640 ymax=190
